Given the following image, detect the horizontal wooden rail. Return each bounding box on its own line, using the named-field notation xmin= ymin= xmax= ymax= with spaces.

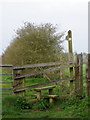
xmin=13 ymin=61 xmax=74 ymax=70
xmin=34 ymin=85 xmax=56 ymax=91
xmin=13 ymin=77 xmax=74 ymax=93
xmin=14 ymin=64 xmax=74 ymax=80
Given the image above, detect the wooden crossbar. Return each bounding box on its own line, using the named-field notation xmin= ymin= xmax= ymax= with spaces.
xmin=13 ymin=77 xmax=73 ymax=93
xmin=13 ymin=62 xmax=74 ymax=70
xmin=14 ymin=65 xmax=72 ymax=80
xmin=34 ymin=86 xmax=56 ymax=92
xmin=46 ymin=95 xmax=59 ymax=98
xmin=31 ymin=94 xmax=59 ymax=98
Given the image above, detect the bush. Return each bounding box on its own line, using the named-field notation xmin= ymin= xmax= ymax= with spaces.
xmin=32 ymin=98 xmax=52 ymax=111
xmin=15 ymin=96 xmax=31 ymax=109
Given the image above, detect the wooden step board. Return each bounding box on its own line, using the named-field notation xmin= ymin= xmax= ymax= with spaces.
xmin=46 ymin=95 xmax=59 ymax=98
xmin=14 ymin=89 xmax=25 ymax=93
xmin=31 ymin=94 xmax=59 ymax=98
xmin=34 ymin=85 xmax=56 ymax=92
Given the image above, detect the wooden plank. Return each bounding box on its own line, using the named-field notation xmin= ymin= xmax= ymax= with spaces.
xmin=67 ymin=30 xmax=74 ymax=95
xmin=12 ymin=69 xmax=21 ymax=95
xmin=74 ymin=54 xmax=79 ymax=96
xmin=86 ymin=54 xmax=90 ymax=96
xmin=13 ymin=77 xmax=73 ymax=93
xmin=13 ymin=62 xmax=74 ymax=70
xmin=78 ymin=53 xmax=83 ymax=97
xmin=21 ymin=68 xmax=25 ymax=96
xmin=46 ymin=95 xmax=59 ymax=98
xmin=31 ymin=94 xmax=58 ymax=98
xmin=14 ymin=65 xmax=71 ymax=80
xmin=13 ymin=69 xmax=25 ymax=96
xmin=34 ymin=86 xmax=56 ymax=91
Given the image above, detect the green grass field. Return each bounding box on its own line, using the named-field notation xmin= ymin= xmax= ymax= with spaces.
xmin=1 ymin=65 xmax=89 ymax=119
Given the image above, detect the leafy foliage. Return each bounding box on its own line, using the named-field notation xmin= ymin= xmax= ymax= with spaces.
xmin=32 ymin=98 xmax=52 ymax=110
xmin=15 ymin=96 xmax=31 ymax=109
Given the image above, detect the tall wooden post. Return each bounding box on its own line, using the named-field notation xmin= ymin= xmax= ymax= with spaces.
xmin=75 ymin=54 xmax=83 ymax=97
xmin=75 ymin=54 xmax=79 ymax=95
xmin=86 ymin=54 xmax=90 ymax=96
xmin=66 ymin=30 xmax=74 ymax=95
xmin=21 ymin=68 xmax=25 ymax=96
xmin=78 ymin=53 xmax=83 ymax=97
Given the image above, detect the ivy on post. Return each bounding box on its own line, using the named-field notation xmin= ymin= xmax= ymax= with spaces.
xmin=66 ymin=30 xmax=74 ymax=95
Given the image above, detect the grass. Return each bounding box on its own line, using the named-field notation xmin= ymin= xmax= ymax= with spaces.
xmin=1 ymin=64 xmax=89 ymax=119
xmin=2 ymin=95 xmax=89 ymax=118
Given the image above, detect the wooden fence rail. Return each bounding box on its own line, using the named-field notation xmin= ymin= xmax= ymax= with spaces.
xmin=12 ymin=60 xmax=75 ymax=95
xmin=14 ymin=64 xmax=74 ymax=80
xmin=13 ymin=77 xmax=74 ymax=93
xmin=13 ymin=61 xmax=73 ymax=70
xmin=12 ymin=53 xmax=86 ymax=97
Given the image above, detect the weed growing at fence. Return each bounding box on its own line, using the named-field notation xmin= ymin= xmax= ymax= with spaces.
xmin=32 ymin=98 xmax=52 ymax=111
xmin=15 ymin=96 xmax=31 ymax=109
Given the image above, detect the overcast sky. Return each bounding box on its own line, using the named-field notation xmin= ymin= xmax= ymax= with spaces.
xmin=0 ymin=0 xmax=88 ymax=55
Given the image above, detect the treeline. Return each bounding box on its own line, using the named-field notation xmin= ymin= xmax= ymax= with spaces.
xmin=2 ymin=22 xmax=68 ymax=65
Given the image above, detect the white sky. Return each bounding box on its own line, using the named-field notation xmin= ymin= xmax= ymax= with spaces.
xmin=0 ymin=0 xmax=88 ymax=55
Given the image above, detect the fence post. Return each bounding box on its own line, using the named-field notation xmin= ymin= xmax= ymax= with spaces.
xmin=12 ymin=68 xmax=25 ymax=96
xmin=66 ymin=30 xmax=74 ymax=95
xmin=74 ymin=54 xmax=79 ymax=96
xmin=21 ymin=68 xmax=25 ymax=96
xmin=12 ymin=69 xmax=18 ymax=95
xmin=78 ymin=53 xmax=83 ymax=97
xmin=86 ymin=54 xmax=90 ymax=96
